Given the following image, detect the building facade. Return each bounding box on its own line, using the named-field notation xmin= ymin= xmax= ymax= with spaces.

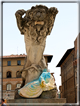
xmin=56 ymin=33 xmax=80 ymax=103
xmin=2 ymin=54 xmax=53 ymax=99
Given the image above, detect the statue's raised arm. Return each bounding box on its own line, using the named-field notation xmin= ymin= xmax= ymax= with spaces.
xmin=48 ymin=7 xmax=58 ymax=35
xmin=15 ymin=9 xmax=26 ymax=34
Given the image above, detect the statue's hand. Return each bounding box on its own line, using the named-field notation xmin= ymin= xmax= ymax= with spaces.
xmin=15 ymin=9 xmax=26 ymax=17
xmin=15 ymin=9 xmax=26 ymax=34
xmin=48 ymin=7 xmax=58 ymax=15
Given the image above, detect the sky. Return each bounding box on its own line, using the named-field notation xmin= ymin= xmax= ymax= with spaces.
xmin=2 ymin=2 xmax=78 ymax=90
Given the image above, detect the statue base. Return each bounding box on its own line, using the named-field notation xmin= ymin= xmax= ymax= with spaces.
xmin=11 ymin=89 xmax=66 ymax=106
xmin=7 ymin=98 xmax=66 ymax=106
xmin=14 ymin=88 xmax=57 ymax=99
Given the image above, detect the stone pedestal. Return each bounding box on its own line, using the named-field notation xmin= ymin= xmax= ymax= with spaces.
xmin=14 ymin=88 xmax=57 ymax=99
xmin=7 ymin=98 xmax=66 ymax=106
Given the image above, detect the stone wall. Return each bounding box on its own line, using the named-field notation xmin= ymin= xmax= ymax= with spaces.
xmin=61 ymin=49 xmax=76 ymax=103
xmin=59 ymin=34 xmax=79 ymax=103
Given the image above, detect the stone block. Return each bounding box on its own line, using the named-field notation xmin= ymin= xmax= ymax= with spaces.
xmin=40 ymin=89 xmax=57 ymax=98
xmin=14 ymin=88 xmax=57 ymax=99
xmin=7 ymin=98 xmax=66 ymax=106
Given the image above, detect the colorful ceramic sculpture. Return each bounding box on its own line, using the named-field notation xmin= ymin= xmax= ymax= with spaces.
xmin=18 ymin=69 xmax=57 ymax=98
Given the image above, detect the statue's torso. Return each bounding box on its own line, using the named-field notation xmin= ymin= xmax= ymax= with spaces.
xmin=24 ymin=27 xmax=46 ymax=64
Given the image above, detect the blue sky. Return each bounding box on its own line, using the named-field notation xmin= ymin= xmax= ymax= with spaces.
xmin=3 ymin=2 xmax=78 ymax=90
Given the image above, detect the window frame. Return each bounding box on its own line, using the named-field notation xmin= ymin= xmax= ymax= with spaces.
xmin=7 ymin=84 xmax=11 ymax=91
xmin=7 ymin=61 xmax=11 ymax=66
xmin=16 ymin=83 xmax=21 ymax=88
xmin=7 ymin=71 xmax=12 ymax=78
xmin=17 ymin=60 xmax=21 ymax=65
xmin=16 ymin=71 xmax=21 ymax=78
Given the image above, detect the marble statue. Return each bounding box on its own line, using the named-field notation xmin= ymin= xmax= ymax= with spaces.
xmin=15 ymin=5 xmax=58 ymax=98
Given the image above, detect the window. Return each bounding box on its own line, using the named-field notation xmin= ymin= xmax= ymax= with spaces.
xmin=16 ymin=84 xmax=21 ymax=88
xmin=7 ymin=84 xmax=11 ymax=90
xmin=7 ymin=61 xmax=11 ymax=66
xmin=7 ymin=71 xmax=11 ymax=78
xmin=16 ymin=71 xmax=21 ymax=78
xmin=17 ymin=60 xmax=21 ymax=65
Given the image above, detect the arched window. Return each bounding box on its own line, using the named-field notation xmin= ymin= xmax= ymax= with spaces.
xmin=7 ymin=84 xmax=11 ymax=90
xmin=16 ymin=71 xmax=21 ymax=78
xmin=16 ymin=83 xmax=21 ymax=88
xmin=7 ymin=71 xmax=11 ymax=78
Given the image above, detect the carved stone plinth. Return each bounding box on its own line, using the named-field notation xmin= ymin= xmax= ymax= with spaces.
xmin=14 ymin=88 xmax=57 ymax=99
xmin=40 ymin=89 xmax=57 ymax=98
xmin=7 ymin=98 xmax=66 ymax=106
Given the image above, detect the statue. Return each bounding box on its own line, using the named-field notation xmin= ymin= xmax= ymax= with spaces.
xmin=15 ymin=5 xmax=58 ymax=98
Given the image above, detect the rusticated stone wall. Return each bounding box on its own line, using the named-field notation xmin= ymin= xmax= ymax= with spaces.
xmin=59 ymin=34 xmax=80 ymax=103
